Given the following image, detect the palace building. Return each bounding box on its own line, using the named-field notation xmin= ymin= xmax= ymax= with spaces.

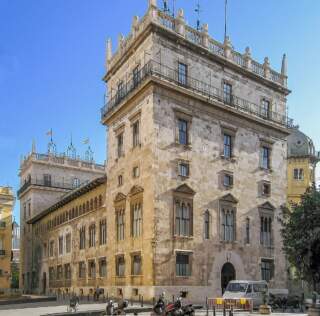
xmin=25 ymin=0 xmax=294 ymax=301
xmin=99 ymin=0 xmax=292 ymax=301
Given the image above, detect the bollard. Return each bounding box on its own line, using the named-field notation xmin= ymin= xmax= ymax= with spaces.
xmin=141 ymin=295 xmax=144 ymax=307
xmin=172 ymin=295 xmax=175 ymax=303
xmin=131 ymin=296 xmax=133 ymax=306
xmin=229 ymin=306 xmax=233 ymax=316
xmin=213 ymin=305 xmax=216 ymax=316
xmin=153 ymin=297 xmax=155 ymax=306
xmin=223 ymin=302 xmax=226 ymax=316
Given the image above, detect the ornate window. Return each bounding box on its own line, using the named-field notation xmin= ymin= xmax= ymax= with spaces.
xmin=58 ymin=236 xmax=63 ymax=255
xmin=220 ymin=194 xmax=238 ymax=242
xmin=116 ymin=208 xmax=125 ymax=241
xmin=259 ymin=202 xmax=275 ymax=247
xmin=65 ymin=233 xmax=71 ymax=253
xmin=78 ymin=261 xmax=86 ymax=278
xmin=57 ymin=265 xmax=63 ymax=280
xmin=178 ymin=119 xmax=188 ymax=145
xmin=99 ymin=219 xmax=107 ymax=245
xmin=173 ymin=184 xmax=195 ymax=237
xmin=132 ymin=120 xmax=140 ymax=148
xmin=133 ymin=65 xmax=141 ymax=87
xmin=132 ymin=254 xmax=142 ymax=275
xmin=116 ymin=255 xmax=125 ymax=277
xmin=223 ymin=134 xmax=232 ymax=158
xmin=64 ymin=263 xmax=71 ymax=280
xmin=260 ymin=146 xmax=271 ymax=169
xmin=88 ymin=260 xmax=96 ymax=278
xmin=89 ymin=224 xmax=96 ymax=247
xmin=99 ymin=258 xmax=107 ymax=277
xmin=261 ymin=99 xmax=271 ymax=118
xmin=131 ymin=202 xmax=142 ymax=238
xmin=79 ymin=226 xmax=86 ymax=249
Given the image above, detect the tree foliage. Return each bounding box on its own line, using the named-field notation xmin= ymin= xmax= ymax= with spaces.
xmin=280 ymin=186 xmax=320 ymax=291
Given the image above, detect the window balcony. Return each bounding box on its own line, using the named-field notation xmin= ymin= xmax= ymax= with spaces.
xmin=17 ymin=177 xmax=75 ymax=197
xmin=101 ymin=60 xmax=293 ymax=129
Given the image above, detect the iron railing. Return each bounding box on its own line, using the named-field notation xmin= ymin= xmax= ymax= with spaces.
xmin=101 ymin=60 xmax=293 ymax=128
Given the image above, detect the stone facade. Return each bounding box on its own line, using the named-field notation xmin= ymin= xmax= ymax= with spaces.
xmin=18 ymin=149 xmax=105 ymax=293
xmin=100 ymin=0 xmax=291 ymax=302
xmin=0 ymin=186 xmax=14 ymax=292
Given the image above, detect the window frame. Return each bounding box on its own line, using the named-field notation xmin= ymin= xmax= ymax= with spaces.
xmin=176 ymin=252 xmax=191 ymax=277
xmin=223 ymin=81 xmax=233 ymax=105
xmin=178 ymin=62 xmax=188 ymax=86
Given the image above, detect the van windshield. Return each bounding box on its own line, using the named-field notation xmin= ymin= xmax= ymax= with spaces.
xmin=226 ymin=283 xmax=248 ymax=292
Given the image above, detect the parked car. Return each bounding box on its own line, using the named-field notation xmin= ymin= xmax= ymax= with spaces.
xmin=222 ymin=280 xmax=268 ymax=309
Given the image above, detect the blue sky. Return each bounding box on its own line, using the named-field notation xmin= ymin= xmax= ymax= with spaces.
xmin=1 ymin=0 xmax=319 ymax=222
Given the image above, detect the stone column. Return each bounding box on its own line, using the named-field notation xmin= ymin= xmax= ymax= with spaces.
xmin=263 ymin=57 xmax=270 ymax=79
xmin=244 ymin=47 xmax=252 ymax=70
xmin=176 ymin=9 xmax=185 ymax=36
xmin=202 ymin=23 xmax=209 ymax=48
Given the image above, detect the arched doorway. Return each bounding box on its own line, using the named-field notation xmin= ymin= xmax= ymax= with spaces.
xmin=221 ymin=262 xmax=236 ymax=294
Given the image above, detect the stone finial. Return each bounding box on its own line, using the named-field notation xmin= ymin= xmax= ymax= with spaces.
xmin=224 ymin=36 xmax=232 ymax=59
xmin=203 ymin=23 xmax=209 ymax=34
xmin=263 ymin=57 xmax=270 ymax=78
xmin=202 ymin=23 xmax=209 ymax=48
xmin=148 ymin=0 xmax=157 ymax=7
xmin=177 ymin=8 xmax=184 ymax=20
xmin=106 ymin=38 xmax=112 ymax=63
xmin=244 ymin=47 xmax=252 ymax=69
xmin=244 ymin=46 xmax=251 ymax=57
xmin=176 ymin=9 xmax=185 ymax=36
xmin=281 ymin=53 xmax=287 ymax=76
xmin=132 ymin=16 xmax=139 ymax=28
xmin=118 ymin=34 xmax=124 ymax=50
xmin=31 ymin=139 xmax=36 ymax=154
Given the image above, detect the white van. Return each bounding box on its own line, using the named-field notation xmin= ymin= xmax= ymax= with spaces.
xmin=222 ymin=280 xmax=269 ymax=308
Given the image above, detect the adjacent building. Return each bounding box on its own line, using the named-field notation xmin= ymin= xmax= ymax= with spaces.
xmin=18 ymin=143 xmax=105 ymax=293
xmin=0 ymin=186 xmax=15 ymax=293
xmin=287 ymin=127 xmax=319 ymax=204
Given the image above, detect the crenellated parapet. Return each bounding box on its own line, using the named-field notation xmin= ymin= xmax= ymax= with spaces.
xmin=104 ymin=0 xmax=288 ymax=88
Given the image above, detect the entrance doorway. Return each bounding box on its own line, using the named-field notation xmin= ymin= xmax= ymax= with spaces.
xmin=42 ymin=272 xmax=47 ymax=294
xmin=221 ymin=262 xmax=236 ymax=294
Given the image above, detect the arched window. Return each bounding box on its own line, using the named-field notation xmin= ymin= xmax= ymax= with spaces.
xmin=175 ymin=200 xmax=192 ymax=236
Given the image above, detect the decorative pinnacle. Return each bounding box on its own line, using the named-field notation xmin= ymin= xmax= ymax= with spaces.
xmin=149 ymin=0 xmax=157 ymax=7
xmin=224 ymin=35 xmax=232 ymax=48
xmin=264 ymin=57 xmax=270 ymax=67
xmin=203 ymin=23 xmax=209 ymax=34
xmin=106 ymin=39 xmax=112 ymax=62
xmin=281 ymin=53 xmax=287 ymax=76
xmin=118 ymin=34 xmax=124 ymax=49
xmin=132 ymin=16 xmax=139 ymax=28
xmin=244 ymin=46 xmax=251 ymax=57
xmin=177 ymin=8 xmax=184 ymax=20
xmin=31 ymin=139 xmax=36 ymax=154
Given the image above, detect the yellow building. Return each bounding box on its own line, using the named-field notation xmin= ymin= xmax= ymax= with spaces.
xmin=287 ymin=128 xmax=319 ymax=204
xmin=0 ymin=186 xmax=14 ymax=293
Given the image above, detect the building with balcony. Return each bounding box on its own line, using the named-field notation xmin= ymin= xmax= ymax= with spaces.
xmin=19 ymin=142 xmax=105 ymax=293
xmin=0 ymin=186 xmax=15 ymax=293
xmin=99 ymin=0 xmax=291 ymax=301
xmin=287 ymin=127 xmax=319 ymax=204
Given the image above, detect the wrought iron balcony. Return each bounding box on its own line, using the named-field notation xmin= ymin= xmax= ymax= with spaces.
xmin=17 ymin=177 xmax=74 ymax=197
xmin=101 ymin=60 xmax=293 ymax=128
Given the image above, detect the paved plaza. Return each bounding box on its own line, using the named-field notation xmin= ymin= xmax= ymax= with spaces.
xmin=0 ymin=300 xmax=309 ymax=316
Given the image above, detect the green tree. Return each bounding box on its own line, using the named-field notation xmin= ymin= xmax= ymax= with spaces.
xmin=280 ymin=186 xmax=320 ymax=292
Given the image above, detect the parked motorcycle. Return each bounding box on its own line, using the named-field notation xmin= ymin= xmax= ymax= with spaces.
xmin=152 ymin=293 xmax=166 ymax=315
xmin=167 ymin=296 xmax=195 ymax=316
xmin=106 ymin=299 xmax=128 ymax=315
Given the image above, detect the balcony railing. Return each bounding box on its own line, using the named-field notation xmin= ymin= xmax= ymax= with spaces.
xmin=18 ymin=177 xmax=75 ymax=197
xmin=101 ymin=60 xmax=293 ymax=128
